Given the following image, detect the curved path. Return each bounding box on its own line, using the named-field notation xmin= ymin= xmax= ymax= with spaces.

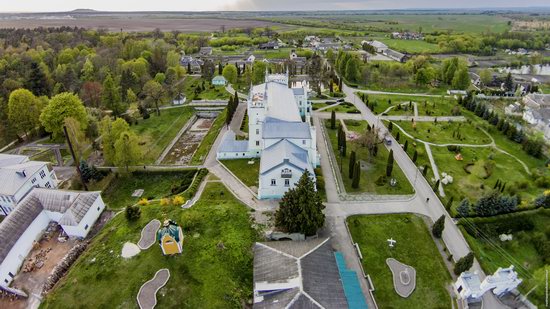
xmin=386 ymin=258 xmax=416 ymax=298
xmin=138 ymin=219 xmax=161 ymax=250
xmin=137 ymin=269 xmax=170 ymax=309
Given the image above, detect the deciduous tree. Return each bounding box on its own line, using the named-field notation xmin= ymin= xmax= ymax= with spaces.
xmin=114 ymin=131 xmax=141 ymax=172
xmin=8 ymin=89 xmax=44 ymax=138
xmin=40 ymin=92 xmax=88 ymax=139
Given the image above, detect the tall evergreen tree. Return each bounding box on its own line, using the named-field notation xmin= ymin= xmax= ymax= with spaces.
xmin=432 ymin=215 xmax=445 ymax=238
xmin=412 ymin=149 xmax=418 ymax=163
xmin=454 ymin=252 xmax=474 ymax=275
xmin=386 ymin=149 xmax=394 ymax=177
xmin=27 ymin=61 xmax=50 ymax=96
xmin=404 ymin=140 xmax=409 ymax=152
xmin=275 ymin=170 xmax=325 ymax=236
xmin=349 ymin=151 xmax=356 ymax=179
xmin=352 ymin=161 xmax=361 ymax=189
xmin=330 ymin=110 xmax=336 ymax=129
xmin=388 ymin=122 xmax=393 ymax=133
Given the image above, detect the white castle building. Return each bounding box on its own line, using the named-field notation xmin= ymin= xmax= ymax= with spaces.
xmin=217 ymin=72 xmax=320 ymax=199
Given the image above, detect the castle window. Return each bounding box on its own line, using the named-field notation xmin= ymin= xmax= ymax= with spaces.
xmin=284 ymin=179 xmax=290 ymax=187
xmin=271 ymin=179 xmax=276 ymax=186
xmin=256 ymin=141 xmax=260 ymax=146
xmin=256 ymin=129 xmax=259 ymax=134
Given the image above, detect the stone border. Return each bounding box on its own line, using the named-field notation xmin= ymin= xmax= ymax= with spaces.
xmin=138 ymin=219 xmax=161 ymax=250
xmin=136 ymin=268 xmax=170 ymax=309
xmin=386 ymin=258 xmax=416 ymax=298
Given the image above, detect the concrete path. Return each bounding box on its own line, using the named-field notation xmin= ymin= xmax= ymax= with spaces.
xmin=138 ymin=219 xmax=161 ymax=250
xmin=381 ymin=115 xmax=466 ymax=122
xmin=229 ymin=102 xmax=248 ymax=136
xmin=386 ymin=258 xmax=416 ymax=298
xmin=342 ymin=83 xmax=507 ymax=308
xmin=137 ymin=269 xmax=170 ymax=309
xmin=316 ymin=102 xmax=341 ymax=112
xmin=424 ymin=143 xmax=445 ymax=197
xmin=355 ymin=89 xmax=449 ymax=98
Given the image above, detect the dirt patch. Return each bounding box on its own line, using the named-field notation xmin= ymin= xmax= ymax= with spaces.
xmin=162 ymin=117 xmax=214 ymax=165
xmin=0 ymin=18 xmax=282 ymax=32
xmin=0 ymin=227 xmax=78 ymax=309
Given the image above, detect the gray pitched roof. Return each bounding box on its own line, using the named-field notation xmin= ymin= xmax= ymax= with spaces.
xmin=0 ymin=194 xmax=43 ymax=265
xmin=0 ymin=188 xmax=101 ymax=264
xmin=260 ymin=139 xmax=311 ymax=175
xmin=253 ymin=238 xmax=349 ymax=309
xmin=292 ymin=88 xmax=305 ymax=96
xmin=218 ymin=131 xmax=249 ymax=153
xmin=0 ymin=154 xmax=29 ymax=168
xmin=251 ymin=81 xmax=302 ymax=122
xmin=262 ymin=118 xmax=311 ymax=140
xmin=0 ymin=160 xmax=49 ymax=195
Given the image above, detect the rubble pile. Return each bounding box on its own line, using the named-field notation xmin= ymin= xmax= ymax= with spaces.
xmin=41 ymin=242 xmax=88 ymax=296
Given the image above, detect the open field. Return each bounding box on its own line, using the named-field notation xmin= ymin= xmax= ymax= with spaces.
xmin=325 ymin=120 xmax=413 ymax=195
xmin=459 ymin=208 xmax=550 ymax=307
xmin=378 ymin=38 xmax=441 ymax=54
xmin=41 ymin=182 xmax=259 ymax=308
xmin=393 ymin=120 xmax=492 ymax=145
xmin=130 ymin=106 xmax=195 ymax=164
xmin=348 ymin=214 xmax=451 ymax=309
xmin=101 ymin=170 xmax=196 ymax=210
xmin=0 ymin=17 xmax=284 ymax=32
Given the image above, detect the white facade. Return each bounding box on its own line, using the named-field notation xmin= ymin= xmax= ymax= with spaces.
xmin=0 ymin=155 xmax=58 ymax=216
xmin=0 ymin=189 xmax=105 ymax=287
xmin=218 ymin=72 xmax=319 ymax=199
xmin=454 ymin=266 xmax=522 ymax=304
xmin=0 ymin=211 xmax=50 ymax=287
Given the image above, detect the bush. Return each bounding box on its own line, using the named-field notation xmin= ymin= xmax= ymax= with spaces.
xmin=137 ymin=198 xmax=149 ymax=206
xmin=454 ymin=252 xmax=474 ymax=275
xmin=183 ymin=168 xmax=209 ymax=199
xmin=125 ymin=205 xmax=141 ymax=221
xmin=375 ymin=175 xmax=387 ymax=186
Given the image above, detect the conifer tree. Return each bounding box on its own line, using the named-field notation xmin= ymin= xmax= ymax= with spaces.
xmin=349 ymin=151 xmax=356 ymax=179
xmin=352 ymin=161 xmax=361 ymax=189
xmin=432 ymin=215 xmax=445 ymax=238
xmin=386 ymin=149 xmax=394 ymax=177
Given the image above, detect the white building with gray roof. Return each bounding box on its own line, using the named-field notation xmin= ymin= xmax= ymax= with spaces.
xmin=0 ymin=154 xmax=58 ymax=216
xmin=0 ymin=188 xmax=105 ymax=287
xmin=217 ymin=72 xmax=319 ymax=199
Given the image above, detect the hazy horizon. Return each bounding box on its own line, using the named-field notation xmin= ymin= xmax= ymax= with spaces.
xmin=2 ymin=0 xmax=550 ymax=13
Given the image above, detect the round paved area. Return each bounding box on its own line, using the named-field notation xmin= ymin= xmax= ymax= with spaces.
xmin=386 ymin=258 xmax=416 ymax=298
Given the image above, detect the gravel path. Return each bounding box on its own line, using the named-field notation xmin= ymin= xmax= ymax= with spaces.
xmin=138 ymin=219 xmax=161 ymax=250
xmin=137 ymin=269 xmax=170 ymax=309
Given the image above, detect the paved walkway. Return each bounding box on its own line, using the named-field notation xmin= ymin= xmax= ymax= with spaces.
xmin=424 ymin=143 xmax=445 ymax=197
xmin=386 ymin=258 xmax=416 ymax=298
xmin=355 ymin=89 xmax=449 ymax=98
xmin=229 ymin=102 xmax=248 ymax=136
xmin=137 ymin=269 xmax=170 ymax=309
xmin=342 ymin=83 xmax=507 ymax=309
xmin=138 ymin=219 xmax=161 ymax=250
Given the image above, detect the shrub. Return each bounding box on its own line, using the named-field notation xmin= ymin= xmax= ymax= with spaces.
xmin=125 ymin=205 xmax=141 ymax=221
xmin=172 ymin=195 xmax=185 ymax=205
xmin=137 ymin=198 xmax=149 ymax=206
xmin=160 ymin=198 xmax=170 ymax=206
xmin=432 ymin=215 xmax=445 ymax=238
xmin=375 ymin=175 xmax=387 ymax=186
xmin=454 ymin=252 xmax=474 ymax=275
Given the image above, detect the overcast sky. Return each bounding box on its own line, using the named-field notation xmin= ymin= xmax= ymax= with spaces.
xmin=1 ymin=0 xmax=549 ymax=12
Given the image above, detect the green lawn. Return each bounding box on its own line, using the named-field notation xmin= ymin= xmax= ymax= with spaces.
xmin=221 ymin=159 xmax=259 ymax=188
xmin=324 ymin=102 xmax=360 ymax=114
xmin=459 ymin=208 xmax=550 ymax=307
xmin=358 ymin=93 xmax=457 ymax=116
xmin=378 ymin=38 xmax=441 ymax=54
xmin=430 ymin=146 xmax=542 ymax=214
xmin=326 ymin=120 xmax=414 ymax=195
xmin=41 ymin=182 xmax=259 ymax=309
xmin=183 ymin=77 xmax=231 ymax=101
xmin=348 ymin=214 xmax=451 ymax=309
xmin=190 ymin=111 xmax=227 ymax=165
xmin=540 ymin=84 xmax=550 ymax=94
xmin=393 ymin=120 xmax=491 ymax=145
xmin=130 ymin=106 xmax=195 ymax=163
xmin=101 ymin=170 xmax=196 ymax=209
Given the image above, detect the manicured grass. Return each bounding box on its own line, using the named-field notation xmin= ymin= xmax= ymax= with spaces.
xmin=221 ymin=159 xmax=259 ymax=188
xmin=325 ymin=120 xmax=414 ymax=195
xmin=358 ymin=93 xmax=457 ymax=116
xmin=190 ymin=111 xmax=227 ymax=165
xmin=459 ymin=208 xmax=550 ymax=307
xmin=198 ymin=85 xmax=231 ymax=100
xmin=347 ymin=214 xmax=451 ymax=309
xmin=392 ymin=120 xmax=492 ymax=145
xmin=378 ymin=38 xmax=441 ymax=54
xmin=184 ymin=77 xmax=231 ymax=101
xmin=130 ymin=106 xmax=195 ymax=163
xmin=41 ymin=182 xmax=259 ymax=309
xmin=101 ymin=170 xmax=196 ymax=209
xmin=324 ymin=102 xmax=360 ymax=114
xmin=430 ymin=146 xmax=542 ymax=214
xmin=540 ymin=84 xmax=550 ymax=94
